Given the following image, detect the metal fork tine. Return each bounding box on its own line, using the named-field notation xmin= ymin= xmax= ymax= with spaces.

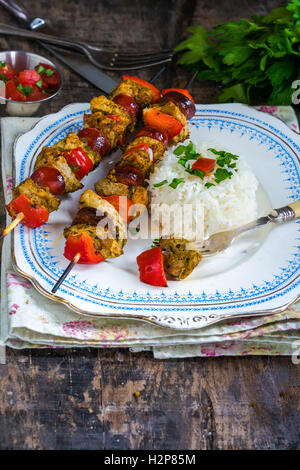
xmin=102 ymin=57 xmax=173 ymax=71
xmin=113 ymin=49 xmax=174 ymax=60
xmin=112 ymin=52 xmax=174 ymax=67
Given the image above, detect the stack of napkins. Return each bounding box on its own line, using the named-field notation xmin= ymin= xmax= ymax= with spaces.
xmin=1 ymin=107 xmax=299 ymax=359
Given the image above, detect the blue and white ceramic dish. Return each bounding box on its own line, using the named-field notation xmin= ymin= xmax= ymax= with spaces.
xmin=11 ymin=103 xmax=300 ymax=329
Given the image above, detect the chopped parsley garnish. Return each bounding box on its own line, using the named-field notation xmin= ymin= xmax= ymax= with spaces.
xmin=214 ymin=168 xmax=233 ymax=184
xmin=42 ymin=89 xmax=55 ymax=94
xmin=185 ymin=167 xmax=206 ymax=179
xmin=208 ymin=148 xmax=239 ymax=169
xmin=45 ymin=68 xmax=54 ymax=77
xmin=174 ymin=141 xmax=204 ymax=177
xmin=173 ymin=142 xmax=240 ymax=186
xmin=169 ymin=177 xmax=185 ymax=189
xmin=36 ymin=80 xmax=43 ymax=88
xmin=16 ymin=84 xmax=34 ymax=96
xmin=0 ymin=73 xmax=8 ymax=83
xmin=154 ymin=179 xmax=168 ymax=187
xmin=36 ymin=65 xmax=45 ymax=74
xmin=174 ymin=141 xmax=199 ymax=167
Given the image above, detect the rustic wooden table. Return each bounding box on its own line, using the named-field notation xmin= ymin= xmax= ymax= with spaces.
xmin=0 ymin=0 xmax=299 ymax=450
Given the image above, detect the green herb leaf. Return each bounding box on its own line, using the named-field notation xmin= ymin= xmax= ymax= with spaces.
xmin=205 ymin=182 xmax=215 ymax=188
xmin=36 ymin=65 xmax=45 ymax=74
xmin=0 ymin=60 xmax=6 ymax=67
xmin=36 ymin=80 xmax=43 ymax=88
xmin=169 ymin=178 xmax=185 ymax=189
xmin=185 ymin=167 xmax=206 ymax=179
xmin=154 ymin=179 xmax=168 ymax=187
xmin=45 ymin=68 xmax=55 ymax=77
xmin=0 ymin=73 xmax=8 ymax=83
xmin=16 ymin=84 xmax=34 ymax=96
xmin=176 ymin=1 xmax=300 ymax=105
xmin=214 ymin=168 xmax=233 ymax=183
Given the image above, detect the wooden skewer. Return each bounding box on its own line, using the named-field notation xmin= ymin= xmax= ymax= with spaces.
xmin=0 ymin=212 xmax=24 ymax=241
xmin=51 ymin=252 xmax=81 ymax=293
xmin=185 ymin=70 xmax=198 ymax=90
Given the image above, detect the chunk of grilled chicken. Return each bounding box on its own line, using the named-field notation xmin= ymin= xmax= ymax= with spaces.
xmin=110 ymin=79 xmax=153 ymax=108
xmin=13 ymin=178 xmax=60 ymax=213
xmin=34 ymin=146 xmax=83 ymax=193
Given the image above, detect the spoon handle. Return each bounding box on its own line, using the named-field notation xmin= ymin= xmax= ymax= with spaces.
xmin=288 ymin=200 xmax=300 ymax=219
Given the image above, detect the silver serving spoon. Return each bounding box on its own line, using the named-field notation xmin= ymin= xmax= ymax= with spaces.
xmin=187 ymin=200 xmax=300 ymax=256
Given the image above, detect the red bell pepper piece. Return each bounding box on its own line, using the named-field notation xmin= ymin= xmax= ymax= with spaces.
xmin=162 ymin=88 xmax=195 ymax=104
xmin=122 ymin=75 xmax=161 ymax=103
xmin=63 ymin=147 xmax=94 ymax=180
xmin=143 ymin=108 xmax=183 ymax=140
xmin=100 ymin=195 xmax=133 ymax=224
xmin=5 ymin=79 xmax=26 ymax=101
xmin=136 ymin=247 xmax=167 ymax=287
xmin=124 ymin=143 xmax=154 ymax=162
xmin=64 ymin=233 xmax=104 ymax=264
xmin=192 ymin=157 xmax=216 ymax=175
xmin=6 ymin=194 xmax=49 ymax=228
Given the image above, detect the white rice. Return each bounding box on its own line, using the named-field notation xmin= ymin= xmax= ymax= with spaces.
xmin=148 ymin=140 xmax=258 ymax=242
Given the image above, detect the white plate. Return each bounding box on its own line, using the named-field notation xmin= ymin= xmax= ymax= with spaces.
xmin=11 ymin=103 xmax=300 ymax=330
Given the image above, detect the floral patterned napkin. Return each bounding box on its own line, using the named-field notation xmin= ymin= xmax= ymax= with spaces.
xmin=0 ymin=106 xmax=299 ymax=359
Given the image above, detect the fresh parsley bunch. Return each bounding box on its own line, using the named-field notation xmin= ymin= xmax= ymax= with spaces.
xmin=175 ymin=0 xmax=300 ymax=105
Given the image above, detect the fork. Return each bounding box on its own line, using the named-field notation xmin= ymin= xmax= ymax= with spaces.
xmin=0 ymin=23 xmax=174 ymax=71
xmin=186 ymin=200 xmax=300 ymax=256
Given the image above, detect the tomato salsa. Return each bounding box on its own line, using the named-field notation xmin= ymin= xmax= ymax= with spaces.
xmin=0 ymin=61 xmax=60 ymax=102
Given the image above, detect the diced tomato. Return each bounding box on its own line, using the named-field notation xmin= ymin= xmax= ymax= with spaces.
xmin=162 ymin=88 xmax=195 ymax=104
xmin=124 ymin=143 xmax=154 ymax=162
xmin=0 ymin=62 xmax=16 ymax=79
xmin=31 ymin=167 xmax=66 ymax=195
xmin=26 ymin=84 xmax=46 ymax=102
xmin=18 ymin=69 xmax=40 ymax=86
xmin=63 ymin=147 xmax=94 ymax=180
xmin=77 ymin=128 xmax=111 ymax=156
xmin=100 ymin=195 xmax=133 ymax=224
xmin=6 ymin=194 xmax=49 ymax=228
xmin=64 ymin=233 xmax=104 ymax=264
xmin=192 ymin=157 xmax=216 ymax=175
xmin=143 ymin=108 xmax=183 ymax=140
xmin=122 ymin=75 xmax=161 ymax=103
xmin=136 ymin=247 xmax=167 ymax=287
xmin=36 ymin=63 xmax=60 ymax=91
xmin=5 ymin=79 xmax=26 ymax=101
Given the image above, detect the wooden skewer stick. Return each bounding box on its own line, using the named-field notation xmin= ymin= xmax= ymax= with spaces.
xmin=0 ymin=212 xmax=24 ymax=241
xmin=51 ymin=252 xmax=81 ymax=293
xmin=185 ymin=70 xmax=198 ymax=90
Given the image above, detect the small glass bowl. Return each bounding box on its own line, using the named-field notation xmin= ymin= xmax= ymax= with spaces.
xmin=0 ymin=50 xmax=63 ymax=116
